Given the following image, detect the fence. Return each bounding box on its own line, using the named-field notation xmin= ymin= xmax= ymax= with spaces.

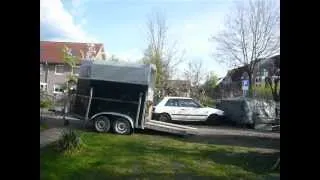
xmin=40 ymin=91 xmax=69 ymax=125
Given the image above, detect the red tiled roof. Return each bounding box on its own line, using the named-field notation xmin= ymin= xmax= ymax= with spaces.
xmin=40 ymin=41 xmax=105 ymax=64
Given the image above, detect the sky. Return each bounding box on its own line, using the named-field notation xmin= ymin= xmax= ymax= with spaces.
xmin=40 ymin=0 xmax=238 ymax=79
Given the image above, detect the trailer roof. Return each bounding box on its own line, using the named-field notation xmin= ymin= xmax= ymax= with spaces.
xmin=79 ymin=60 xmax=155 ymax=85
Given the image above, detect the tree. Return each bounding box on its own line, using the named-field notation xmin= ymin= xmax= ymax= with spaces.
xmin=265 ymin=60 xmax=280 ymax=102
xmin=142 ymin=44 xmax=168 ymax=88
xmin=184 ymin=60 xmax=206 ymax=100
xmin=142 ymin=11 xmax=185 ymax=92
xmin=62 ymin=45 xmax=80 ymax=91
xmin=210 ymin=0 xmax=279 ymax=92
xmin=202 ymin=72 xmax=219 ymax=98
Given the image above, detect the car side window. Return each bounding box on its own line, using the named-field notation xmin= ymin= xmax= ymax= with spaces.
xmin=178 ymin=99 xmax=200 ymax=108
xmin=165 ymin=99 xmax=179 ymax=107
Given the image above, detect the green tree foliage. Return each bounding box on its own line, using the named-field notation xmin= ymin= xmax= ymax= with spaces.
xmin=201 ymin=72 xmax=219 ymax=98
xmin=63 ymin=46 xmax=80 ymax=75
xmin=62 ymin=45 xmax=80 ymax=92
xmin=251 ymin=84 xmax=273 ymax=100
xmin=142 ymin=46 xmax=168 ymax=88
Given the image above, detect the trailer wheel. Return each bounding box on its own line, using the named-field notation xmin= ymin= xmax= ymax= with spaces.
xmin=94 ymin=116 xmax=111 ymax=133
xmin=113 ymin=118 xmax=132 ymax=135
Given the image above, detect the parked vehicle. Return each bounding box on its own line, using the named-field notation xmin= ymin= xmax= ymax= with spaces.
xmin=65 ymin=60 xmax=197 ymax=135
xmin=152 ymin=96 xmax=225 ymax=124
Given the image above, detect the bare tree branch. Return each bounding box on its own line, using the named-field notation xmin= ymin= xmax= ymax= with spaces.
xmin=210 ymin=0 xmax=279 ymax=90
xmin=143 ymin=11 xmax=185 ymax=88
xmin=184 ymin=60 xmax=206 ymax=99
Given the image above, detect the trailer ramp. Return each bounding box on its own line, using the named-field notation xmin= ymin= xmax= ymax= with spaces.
xmin=144 ymin=120 xmax=198 ymax=136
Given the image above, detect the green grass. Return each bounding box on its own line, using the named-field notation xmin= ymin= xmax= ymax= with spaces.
xmin=40 ymin=131 xmax=279 ymax=180
xmin=40 ymin=124 xmax=48 ymax=132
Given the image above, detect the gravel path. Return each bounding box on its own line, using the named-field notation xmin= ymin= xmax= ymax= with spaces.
xmin=40 ymin=115 xmax=280 ymax=151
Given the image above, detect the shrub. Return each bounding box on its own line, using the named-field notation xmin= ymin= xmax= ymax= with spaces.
xmin=251 ymin=84 xmax=273 ymax=100
xmin=40 ymin=99 xmax=53 ymax=108
xmin=57 ymin=129 xmax=82 ymax=153
xmin=40 ymin=124 xmax=48 ymax=131
xmin=201 ymin=96 xmax=216 ymax=107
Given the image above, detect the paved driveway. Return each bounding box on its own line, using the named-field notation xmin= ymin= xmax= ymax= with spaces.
xmin=40 ymin=115 xmax=280 ymax=151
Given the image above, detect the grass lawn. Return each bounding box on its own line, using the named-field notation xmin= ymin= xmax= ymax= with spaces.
xmin=40 ymin=131 xmax=279 ymax=180
xmin=40 ymin=124 xmax=48 ymax=132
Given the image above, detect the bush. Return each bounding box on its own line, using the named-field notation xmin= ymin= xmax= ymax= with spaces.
xmin=57 ymin=129 xmax=82 ymax=153
xmin=40 ymin=99 xmax=53 ymax=108
xmin=40 ymin=124 xmax=48 ymax=131
xmin=201 ymin=96 xmax=216 ymax=107
xmin=251 ymin=85 xmax=273 ymax=100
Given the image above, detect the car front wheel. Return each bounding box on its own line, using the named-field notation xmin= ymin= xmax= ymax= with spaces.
xmin=206 ymin=114 xmax=221 ymax=125
xmin=158 ymin=113 xmax=171 ymax=122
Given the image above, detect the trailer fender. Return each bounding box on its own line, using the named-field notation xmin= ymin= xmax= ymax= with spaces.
xmin=90 ymin=112 xmax=134 ymax=129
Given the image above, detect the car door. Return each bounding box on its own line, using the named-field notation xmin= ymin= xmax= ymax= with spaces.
xmin=177 ymin=99 xmax=206 ymax=121
xmin=162 ymin=98 xmax=184 ymax=121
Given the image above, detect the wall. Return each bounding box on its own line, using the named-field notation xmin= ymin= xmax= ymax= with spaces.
xmin=40 ymin=63 xmax=74 ymax=95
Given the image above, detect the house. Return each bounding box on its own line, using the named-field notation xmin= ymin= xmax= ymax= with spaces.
xmin=40 ymin=41 xmax=107 ymax=95
xmin=214 ymin=55 xmax=280 ymax=99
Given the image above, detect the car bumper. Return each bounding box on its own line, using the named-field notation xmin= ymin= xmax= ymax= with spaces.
xmin=151 ymin=113 xmax=160 ymax=120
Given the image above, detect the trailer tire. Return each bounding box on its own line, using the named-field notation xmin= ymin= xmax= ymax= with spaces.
xmin=113 ymin=118 xmax=132 ymax=135
xmin=94 ymin=116 xmax=111 ymax=133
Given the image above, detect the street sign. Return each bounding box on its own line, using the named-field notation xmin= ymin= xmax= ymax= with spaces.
xmin=242 ymin=80 xmax=249 ymax=91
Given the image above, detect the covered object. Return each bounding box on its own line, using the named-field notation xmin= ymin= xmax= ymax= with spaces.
xmin=216 ymin=97 xmax=276 ymax=128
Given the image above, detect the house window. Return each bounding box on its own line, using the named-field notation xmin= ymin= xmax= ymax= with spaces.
xmin=263 ymin=69 xmax=268 ymax=77
xmin=53 ymin=84 xmax=64 ymax=94
xmin=73 ymin=66 xmax=80 ymax=76
xmin=241 ymin=72 xmax=249 ymax=80
xmin=258 ymin=68 xmax=268 ymax=77
xmin=55 ymin=65 xmax=65 ymax=75
xmin=40 ymin=82 xmax=47 ymax=91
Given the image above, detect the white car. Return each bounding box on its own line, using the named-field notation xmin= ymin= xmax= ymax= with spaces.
xmin=152 ymin=96 xmax=225 ymax=124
